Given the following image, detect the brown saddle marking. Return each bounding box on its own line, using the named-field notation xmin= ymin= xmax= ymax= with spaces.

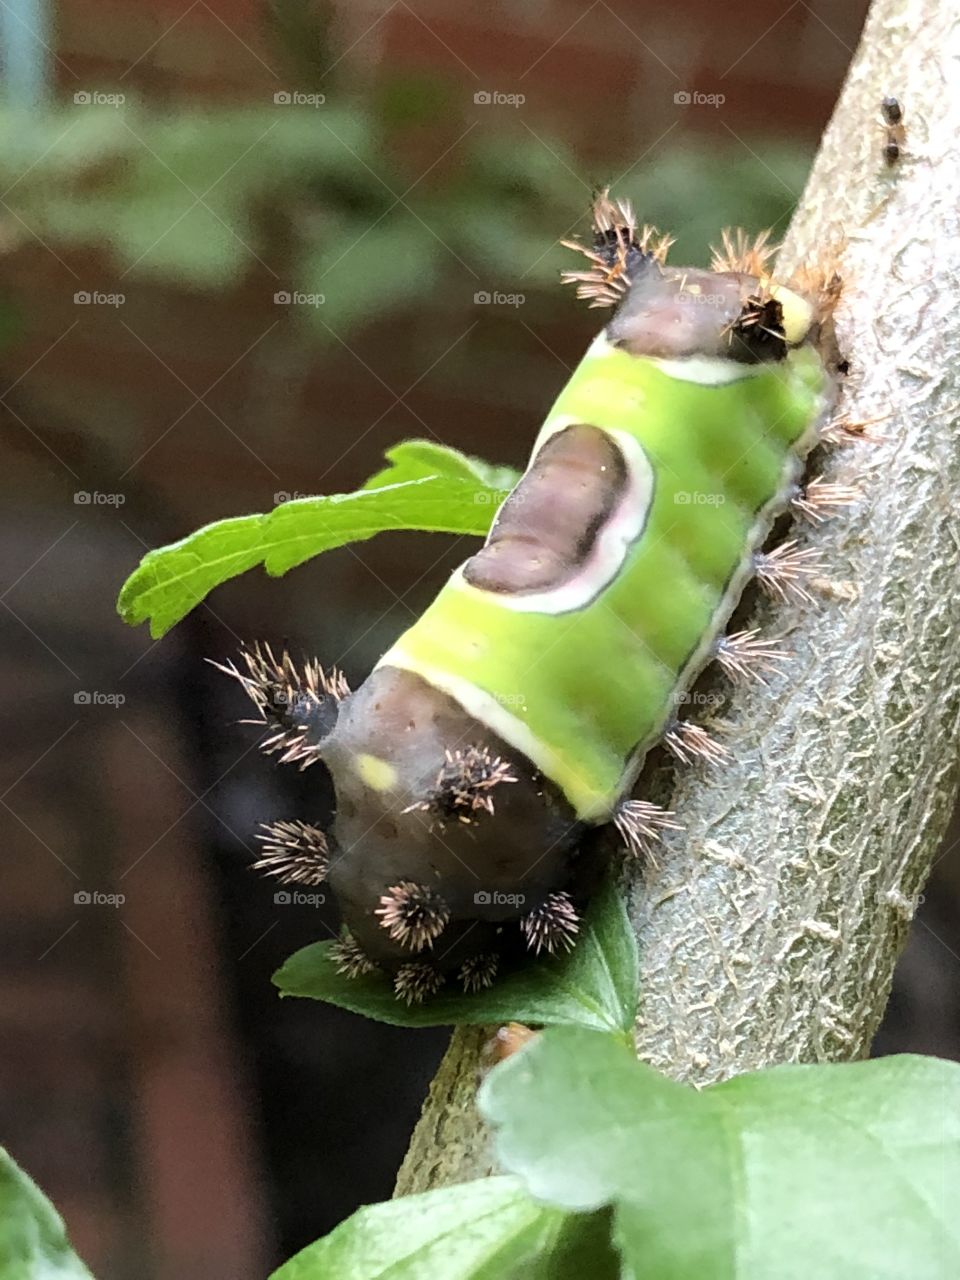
xmin=463 ymin=424 xmax=628 ymax=595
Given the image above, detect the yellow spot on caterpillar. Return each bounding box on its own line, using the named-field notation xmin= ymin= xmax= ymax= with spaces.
xmin=770 ymin=284 xmax=815 ymax=345
xmin=355 ymin=753 xmax=397 ymax=792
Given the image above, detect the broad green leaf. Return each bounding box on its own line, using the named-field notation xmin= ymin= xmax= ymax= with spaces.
xmin=274 ymin=878 xmax=638 ymax=1036
xmin=0 ymin=1146 xmax=94 ymax=1278
xmin=480 ymin=1029 xmax=960 ymax=1280
xmin=270 ymin=1174 xmax=618 ymax=1280
xmin=362 ymin=439 xmax=520 ymax=493
xmin=117 ymin=462 xmax=503 ymax=638
xmin=263 ymin=479 xmax=488 ymax=575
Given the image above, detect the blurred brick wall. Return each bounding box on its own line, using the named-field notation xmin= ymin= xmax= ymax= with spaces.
xmin=0 ymin=1 xmax=870 ymax=1276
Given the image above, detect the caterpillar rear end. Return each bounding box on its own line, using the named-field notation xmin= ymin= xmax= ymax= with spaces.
xmin=221 ymin=192 xmax=843 ymax=1003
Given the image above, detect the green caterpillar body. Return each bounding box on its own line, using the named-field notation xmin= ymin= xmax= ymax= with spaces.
xmin=380 ymin=338 xmax=826 ymax=821
xmin=229 ymin=196 xmax=840 ymax=1002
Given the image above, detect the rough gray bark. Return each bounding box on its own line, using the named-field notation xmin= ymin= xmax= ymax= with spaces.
xmin=395 ymin=0 xmax=960 ymax=1196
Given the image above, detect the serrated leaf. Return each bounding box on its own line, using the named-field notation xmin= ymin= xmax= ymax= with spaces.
xmin=0 ymin=1146 xmax=94 ymax=1279
xmin=362 ymin=438 xmax=520 ymax=493
xmin=269 ymin=1175 xmax=618 ymax=1280
xmin=117 ymin=460 xmax=503 ymax=638
xmin=480 ymin=1029 xmax=960 ymax=1280
xmin=273 ymin=878 xmax=638 ymax=1035
xmin=262 ymin=478 xmax=488 ymax=575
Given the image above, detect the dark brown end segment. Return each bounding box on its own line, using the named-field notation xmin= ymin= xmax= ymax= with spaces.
xmin=319 ymin=666 xmax=605 ymax=984
xmin=463 ymin=424 xmax=628 ymax=595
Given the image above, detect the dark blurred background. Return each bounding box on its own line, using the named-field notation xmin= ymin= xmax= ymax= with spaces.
xmin=1 ymin=1 xmax=957 ymax=1276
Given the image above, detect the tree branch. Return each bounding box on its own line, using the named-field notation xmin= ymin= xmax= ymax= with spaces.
xmin=395 ymin=0 xmax=960 ymax=1195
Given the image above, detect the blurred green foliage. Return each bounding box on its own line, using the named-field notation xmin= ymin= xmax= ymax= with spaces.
xmin=0 ymin=0 xmax=813 ymax=341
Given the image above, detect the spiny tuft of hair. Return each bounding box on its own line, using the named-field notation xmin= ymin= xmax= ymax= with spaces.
xmin=713 ymin=229 xmax=844 ymax=341
xmin=375 ymin=881 xmax=451 ymax=951
xmin=408 ymin=745 xmax=518 ymax=824
xmin=521 ymin=890 xmax=580 ymax=955
xmin=254 ymin=819 xmax=330 ymax=884
xmin=755 ymin=539 xmax=825 ymax=605
xmin=785 ymin=253 xmax=844 ymax=331
xmin=211 ymin=642 xmax=349 ymax=767
xmin=614 ymin=799 xmax=682 ymax=859
xmin=561 ymin=187 xmax=673 ymax=308
xmin=459 ymin=952 xmax=499 ymax=993
xmin=664 ymin=721 xmax=729 ymax=767
xmin=714 ymin=629 xmax=790 ymax=685
xmin=394 ymin=962 xmax=444 ymax=1005
xmin=726 ymin=291 xmax=786 ymax=360
xmin=331 ymin=932 xmax=378 ymax=980
xmin=791 ymin=475 xmax=862 ymax=524
xmin=710 ymin=226 xmax=778 ymax=277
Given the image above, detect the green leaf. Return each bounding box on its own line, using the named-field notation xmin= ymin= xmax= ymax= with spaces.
xmin=262 ymin=478 xmax=488 ymax=576
xmin=362 ymin=438 xmax=520 ymax=493
xmin=116 ymin=456 xmax=505 ymax=638
xmin=273 ymin=878 xmax=638 ymax=1035
xmin=480 ymin=1029 xmax=960 ymax=1280
xmin=269 ymin=1175 xmax=618 ymax=1280
xmin=0 ymin=1146 xmax=94 ymax=1278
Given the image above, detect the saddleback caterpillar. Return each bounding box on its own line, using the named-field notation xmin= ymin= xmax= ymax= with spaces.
xmin=218 ymin=191 xmax=850 ymax=1003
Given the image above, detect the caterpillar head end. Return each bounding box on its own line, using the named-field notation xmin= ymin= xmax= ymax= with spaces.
xmin=710 ymin=225 xmax=843 ymax=351
xmin=567 ymin=198 xmax=839 ymax=363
